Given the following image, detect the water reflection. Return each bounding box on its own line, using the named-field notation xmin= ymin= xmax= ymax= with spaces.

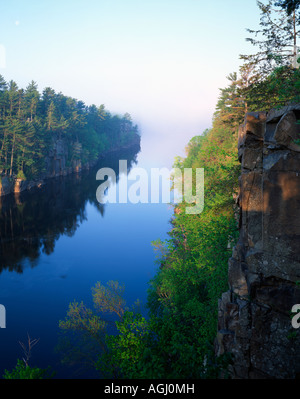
xmin=0 ymin=145 xmax=140 ymax=273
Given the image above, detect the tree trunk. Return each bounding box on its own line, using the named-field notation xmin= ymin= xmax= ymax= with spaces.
xmin=292 ymin=10 xmax=298 ymax=68
xmin=9 ymin=133 xmax=15 ymax=177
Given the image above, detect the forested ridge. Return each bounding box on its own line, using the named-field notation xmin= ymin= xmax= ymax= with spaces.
xmin=0 ymin=76 xmax=139 ymax=181
xmin=2 ymin=0 xmax=300 ymax=380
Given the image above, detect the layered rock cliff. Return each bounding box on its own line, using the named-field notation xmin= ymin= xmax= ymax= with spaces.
xmin=0 ymin=134 xmax=140 ymax=197
xmin=216 ymin=104 xmax=300 ymax=379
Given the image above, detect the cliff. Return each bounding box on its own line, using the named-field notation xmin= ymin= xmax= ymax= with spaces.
xmin=216 ymin=104 xmax=300 ymax=379
xmin=0 ymin=133 xmax=140 ymax=197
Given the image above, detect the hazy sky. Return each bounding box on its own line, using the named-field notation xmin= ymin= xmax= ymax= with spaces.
xmin=0 ymin=0 xmax=260 ymax=168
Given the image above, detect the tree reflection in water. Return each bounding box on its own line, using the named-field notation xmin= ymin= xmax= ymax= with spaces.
xmin=0 ymin=145 xmax=140 ymax=273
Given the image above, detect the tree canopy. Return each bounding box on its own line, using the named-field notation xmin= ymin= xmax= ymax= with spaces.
xmin=0 ymin=76 xmax=139 ymax=180
xmin=241 ymin=0 xmax=300 ymax=78
xmin=275 ymin=0 xmax=300 ymax=15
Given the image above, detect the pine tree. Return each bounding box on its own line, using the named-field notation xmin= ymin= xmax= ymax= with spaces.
xmin=7 ymin=117 xmax=23 ymax=176
xmin=238 ymin=0 xmax=300 ymax=110
xmin=0 ymin=75 xmax=8 ymax=118
xmin=46 ymin=101 xmax=58 ymax=131
xmin=25 ymin=81 xmax=40 ymax=122
xmin=8 ymin=80 xmax=19 ymax=117
xmin=0 ymin=76 xmax=138 ymax=179
xmin=214 ymin=71 xmax=250 ymax=130
xmin=275 ymin=0 xmax=300 ymax=16
xmin=241 ymin=0 xmax=300 ymax=77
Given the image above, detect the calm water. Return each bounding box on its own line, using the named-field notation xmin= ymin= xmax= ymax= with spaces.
xmin=0 ymin=145 xmax=173 ymax=378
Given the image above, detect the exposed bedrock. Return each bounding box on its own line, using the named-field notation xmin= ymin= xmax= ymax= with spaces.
xmin=216 ymin=104 xmax=300 ymax=379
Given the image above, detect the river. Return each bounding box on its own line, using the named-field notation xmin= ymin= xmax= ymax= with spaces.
xmin=0 ymin=144 xmax=173 ymax=378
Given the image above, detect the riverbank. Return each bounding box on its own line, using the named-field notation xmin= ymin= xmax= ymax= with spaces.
xmin=0 ymin=135 xmax=140 ymax=198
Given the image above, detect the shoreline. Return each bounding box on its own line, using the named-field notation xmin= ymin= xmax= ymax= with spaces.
xmin=0 ymin=137 xmax=141 ymax=198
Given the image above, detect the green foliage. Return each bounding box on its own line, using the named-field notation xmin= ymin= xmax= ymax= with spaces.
xmin=59 ymin=301 xmax=107 ymax=339
xmin=57 ymin=281 xmax=130 ymax=375
xmin=3 ymin=359 xmax=55 ymax=379
xmin=242 ymin=65 xmax=300 ymax=111
xmin=57 ymin=0 xmax=299 ymax=380
xmin=97 ymin=311 xmax=150 ymax=378
xmin=57 ymin=303 xmax=107 ymax=372
xmin=16 ymin=169 xmax=26 ymax=180
xmin=0 ymin=75 xmax=139 ymax=179
xmin=92 ymin=281 xmax=126 ymax=319
xmin=275 ymin=0 xmax=300 ymax=15
xmin=214 ymin=71 xmax=249 ymax=128
xmin=59 ymin=277 xmax=233 ymax=379
xmin=143 ymin=115 xmax=239 ymax=378
xmin=57 ymin=53 xmax=242 ymax=380
xmin=54 ymin=69 xmax=244 ymax=378
xmin=241 ymin=0 xmax=300 ymax=77
xmin=140 ymin=2 xmax=300 ymax=379
xmin=238 ymin=0 xmax=300 ymax=111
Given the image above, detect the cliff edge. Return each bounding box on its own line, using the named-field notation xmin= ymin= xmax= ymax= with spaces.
xmin=216 ymin=104 xmax=300 ymax=379
xmin=0 ymin=134 xmax=140 ymax=197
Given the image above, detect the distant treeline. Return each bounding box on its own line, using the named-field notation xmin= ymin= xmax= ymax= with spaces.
xmin=0 ymin=75 xmax=139 ymax=180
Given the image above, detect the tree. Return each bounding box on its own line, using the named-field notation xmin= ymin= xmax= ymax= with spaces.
xmin=58 ymin=281 xmax=128 ymax=375
xmin=99 ymin=311 xmax=150 ymax=378
xmin=3 ymin=359 xmax=54 ymax=379
xmin=5 ymin=117 xmax=23 ymax=176
xmin=92 ymin=280 xmax=126 ymax=319
xmin=0 ymin=75 xmax=8 ymax=117
xmin=98 ymin=104 xmax=106 ymax=120
xmin=25 ymin=81 xmax=39 ymax=122
xmin=275 ymin=0 xmax=300 ymax=15
xmin=238 ymin=0 xmax=300 ymax=110
xmin=46 ymin=101 xmax=58 ymax=131
xmin=0 ymin=76 xmax=139 ymax=180
xmin=214 ymin=71 xmax=250 ymax=130
xmin=0 ymin=75 xmax=7 ymax=93
xmin=7 ymin=80 xmax=19 ymax=117
xmin=57 ymin=280 xmax=151 ymax=378
xmin=123 ymin=112 xmax=132 ymax=121
xmin=3 ymin=334 xmax=55 ymax=379
xmin=241 ymin=0 xmax=300 ymax=77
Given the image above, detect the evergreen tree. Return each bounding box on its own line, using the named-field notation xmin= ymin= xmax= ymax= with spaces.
xmin=275 ymin=0 xmax=300 ymax=15
xmin=25 ymin=81 xmax=40 ymax=122
xmin=0 ymin=75 xmax=8 ymax=118
xmin=0 ymin=76 xmax=139 ymax=179
xmin=46 ymin=101 xmax=58 ymax=131
xmin=241 ymin=0 xmax=300 ymax=77
xmin=238 ymin=0 xmax=300 ymax=110
xmin=214 ymin=69 xmax=253 ymax=130
xmin=8 ymin=80 xmax=19 ymax=117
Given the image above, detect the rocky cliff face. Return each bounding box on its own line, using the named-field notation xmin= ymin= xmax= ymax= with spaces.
xmin=0 ymin=134 xmax=141 ymax=197
xmin=0 ymin=138 xmax=82 ymax=196
xmin=216 ymin=104 xmax=300 ymax=379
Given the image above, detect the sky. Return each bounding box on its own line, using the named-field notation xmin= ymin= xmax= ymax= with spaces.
xmin=0 ymin=0 xmax=261 ymax=168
